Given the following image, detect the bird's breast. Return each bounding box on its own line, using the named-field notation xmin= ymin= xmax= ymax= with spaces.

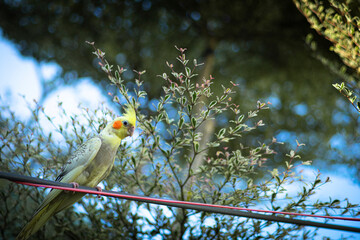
xmin=83 ymin=141 xmax=118 ymax=187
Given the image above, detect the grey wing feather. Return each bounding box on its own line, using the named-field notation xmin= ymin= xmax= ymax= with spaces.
xmin=55 ymin=137 xmax=102 ymax=182
xmin=38 ymin=137 xmax=102 ymax=210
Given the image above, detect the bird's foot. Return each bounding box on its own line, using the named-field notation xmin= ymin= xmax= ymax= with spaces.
xmin=95 ymin=186 xmax=102 ymax=199
xmin=65 ymin=182 xmax=80 ymax=194
xmin=70 ymin=182 xmax=80 ymax=188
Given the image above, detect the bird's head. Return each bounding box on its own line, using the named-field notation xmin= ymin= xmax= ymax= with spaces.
xmin=102 ymin=105 xmax=136 ymax=140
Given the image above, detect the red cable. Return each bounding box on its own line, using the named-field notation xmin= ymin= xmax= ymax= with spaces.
xmin=16 ymin=181 xmax=360 ymax=222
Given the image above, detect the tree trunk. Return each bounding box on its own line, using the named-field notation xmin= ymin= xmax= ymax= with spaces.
xmin=185 ymin=38 xmax=217 ymax=190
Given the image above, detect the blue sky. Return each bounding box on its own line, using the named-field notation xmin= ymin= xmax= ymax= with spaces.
xmin=0 ymin=35 xmax=359 ymax=239
xmin=0 ymin=35 xmax=111 ymax=121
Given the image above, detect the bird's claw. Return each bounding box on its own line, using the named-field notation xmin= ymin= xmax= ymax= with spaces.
xmin=65 ymin=182 xmax=79 ymax=194
xmin=95 ymin=186 xmax=102 ymax=199
xmin=70 ymin=182 xmax=80 ymax=188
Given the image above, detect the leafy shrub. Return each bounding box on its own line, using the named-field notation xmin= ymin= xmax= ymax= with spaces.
xmin=0 ymin=45 xmax=358 ymax=239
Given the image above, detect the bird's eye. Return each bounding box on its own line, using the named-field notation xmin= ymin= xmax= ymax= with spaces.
xmin=123 ymin=120 xmax=128 ymax=126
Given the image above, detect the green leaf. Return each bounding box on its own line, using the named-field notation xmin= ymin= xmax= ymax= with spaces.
xmin=332 ymin=83 xmax=340 ymax=91
xmin=209 ymin=100 xmax=217 ymax=108
xmin=349 ymin=95 xmax=357 ymax=103
xmin=203 ymin=109 xmax=210 ymax=120
xmin=220 ymin=94 xmax=227 ymax=102
xmin=302 ymin=160 xmax=312 ymax=165
xmin=164 ymin=94 xmax=170 ymax=102
xmin=137 ymin=90 xmax=147 ymax=98
xmin=289 ymin=150 xmax=295 ymax=158
xmin=271 ymin=192 xmax=277 ymax=202
xmin=115 ymin=70 xmax=120 ymax=80
xmin=185 ymin=67 xmax=191 ymax=77
xmin=181 ymin=96 xmax=187 ymax=105
xmin=340 ymin=82 xmax=345 ymax=90
xmin=187 ymin=104 xmax=192 ymax=113
xmin=171 ymin=72 xmax=179 ymax=78
xmin=342 ymin=209 xmax=349 ymax=215
xmin=157 ymin=102 xmax=163 ymax=111
xmin=237 ymin=114 xmax=244 ymax=123
xmin=192 ymin=91 xmax=198 ymax=103
xmin=314 ymin=179 xmax=321 ymax=186
xmin=285 ymin=161 xmax=292 ymax=169
xmin=194 ymin=141 xmax=199 ymax=152
xmin=218 ymin=128 xmax=226 ymax=138
xmin=233 ymin=125 xmax=243 ymax=133
xmin=275 ymin=176 xmax=281 ymax=185
xmin=191 ymin=117 xmax=197 ymax=128
xmin=179 ymin=117 xmax=184 ymax=129
xmin=247 ymin=179 xmax=253 ymax=187
xmin=157 ymin=113 xmax=164 ymax=121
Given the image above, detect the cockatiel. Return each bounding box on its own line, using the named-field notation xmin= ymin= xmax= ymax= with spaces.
xmin=17 ymin=105 xmax=136 ymax=240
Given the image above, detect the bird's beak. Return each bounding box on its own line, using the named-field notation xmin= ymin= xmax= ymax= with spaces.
xmin=128 ymin=126 xmax=135 ymax=136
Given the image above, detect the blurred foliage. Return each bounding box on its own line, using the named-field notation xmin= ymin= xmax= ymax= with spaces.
xmin=0 ymin=0 xmax=359 ymax=173
xmin=1 ymin=47 xmax=359 ymax=239
xmin=294 ymin=0 xmax=360 ymax=77
xmin=294 ymin=0 xmax=360 ymax=113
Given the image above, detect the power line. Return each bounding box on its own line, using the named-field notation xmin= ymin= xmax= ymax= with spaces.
xmin=1 ymin=171 xmax=359 ymax=233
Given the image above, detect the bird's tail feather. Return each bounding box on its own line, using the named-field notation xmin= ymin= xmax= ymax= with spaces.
xmin=16 ymin=202 xmax=58 ymax=240
xmin=16 ymin=192 xmax=85 ymax=240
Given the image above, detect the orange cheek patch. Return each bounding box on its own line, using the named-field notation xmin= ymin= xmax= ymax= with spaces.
xmin=113 ymin=120 xmax=122 ymax=129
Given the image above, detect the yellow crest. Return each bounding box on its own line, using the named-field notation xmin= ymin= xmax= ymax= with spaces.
xmin=123 ymin=104 xmax=136 ymax=126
